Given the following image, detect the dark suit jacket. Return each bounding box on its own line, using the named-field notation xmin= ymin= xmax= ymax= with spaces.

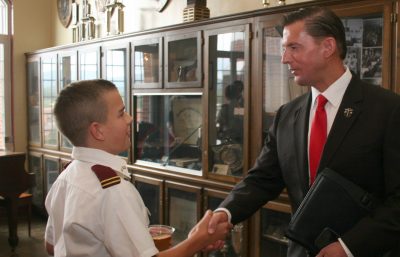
xmin=220 ymin=76 xmax=400 ymax=257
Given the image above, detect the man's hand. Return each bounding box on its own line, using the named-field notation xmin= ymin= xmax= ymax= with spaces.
xmin=189 ymin=211 xmax=230 ymax=252
xmin=316 ymin=242 xmax=347 ymax=257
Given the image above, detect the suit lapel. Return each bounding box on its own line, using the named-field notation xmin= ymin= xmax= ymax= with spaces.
xmin=319 ymin=77 xmax=364 ymax=171
xmin=293 ymin=93 xmax=312 ymax=191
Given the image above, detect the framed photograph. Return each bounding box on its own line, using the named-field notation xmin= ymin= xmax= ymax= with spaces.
xmin=361 ymin=47 xmax=382 ymax=79
xmin=363 ymin=18 xmax=383 ymax=47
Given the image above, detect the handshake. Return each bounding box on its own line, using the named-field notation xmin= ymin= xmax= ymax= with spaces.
xmin=155 ymin=210 xmax=232 ymax=257
xmin=188 ymin=210 xmax=233 ymax=253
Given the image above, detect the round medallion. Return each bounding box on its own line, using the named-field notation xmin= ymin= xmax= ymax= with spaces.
xmin=57 ymin=0 xmax=72 ymax=28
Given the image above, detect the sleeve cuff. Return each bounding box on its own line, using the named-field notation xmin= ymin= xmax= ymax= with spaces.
xmin=338 ymin=237 xmax=354 ymax=257
xmin=214 ymin=207 xmax=232 ymax=223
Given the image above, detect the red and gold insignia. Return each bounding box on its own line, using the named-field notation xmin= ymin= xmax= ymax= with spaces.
xmin=91 ymin=164 xmax=121 ymax=189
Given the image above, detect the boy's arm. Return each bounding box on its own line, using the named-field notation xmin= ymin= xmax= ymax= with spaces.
xmin=155 ymin=210 xmax=232 ymax=257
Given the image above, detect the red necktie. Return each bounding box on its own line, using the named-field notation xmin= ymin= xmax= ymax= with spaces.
xmin=309 ymin=94 xmax=328 ymax=185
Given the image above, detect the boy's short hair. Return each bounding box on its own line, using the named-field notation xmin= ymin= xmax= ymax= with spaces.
xmin=54 ymin=79 xmax=117 ymax=146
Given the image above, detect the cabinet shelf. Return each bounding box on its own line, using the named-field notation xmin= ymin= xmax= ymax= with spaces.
xmin=262 ymin=234 xmax=289 ymax=245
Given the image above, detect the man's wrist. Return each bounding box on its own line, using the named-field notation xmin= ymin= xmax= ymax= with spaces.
xmin=214 ymin=207 xmax=232 ymax=223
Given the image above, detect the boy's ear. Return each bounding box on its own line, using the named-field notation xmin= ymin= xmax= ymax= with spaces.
xmin=89 ymin=122 xmax=105 ymax=141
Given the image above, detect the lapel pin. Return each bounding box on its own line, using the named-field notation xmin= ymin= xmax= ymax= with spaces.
xmin=344 ymin=108 xmax=354 ymax=118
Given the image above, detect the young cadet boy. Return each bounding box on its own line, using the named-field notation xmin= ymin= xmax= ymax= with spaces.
xmin=44 ymin=79 xmax=232 ymax=257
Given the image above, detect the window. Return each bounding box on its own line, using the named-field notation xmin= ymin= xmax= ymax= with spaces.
xmin=0 ymin=0 xmax=12 ymax=151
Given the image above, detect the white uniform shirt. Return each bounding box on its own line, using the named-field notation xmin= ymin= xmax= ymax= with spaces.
xmin=45 ymin=147 xmax=158 ymax=257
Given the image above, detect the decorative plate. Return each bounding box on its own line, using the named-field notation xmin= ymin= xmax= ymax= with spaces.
xmin=57 ymin=0 xmax=72 ymax=28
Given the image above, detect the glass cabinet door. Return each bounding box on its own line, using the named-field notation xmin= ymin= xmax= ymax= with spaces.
xmin=260 ymin=208 xmax=290 ymax=257
xmin=132 ymin=37 xmax=162 ymax=89
xmin=29 ymin=152 xmax=43 ymax=209
xmin=41 ymin=55 xmax=59 ymax=148
xmin=103 ymin=43 xmax=129 ymax=104
xmin=44 ymin=155 xmax=60 ymax=193
xmin=165 ymin=181 xmax=201 ymax=245
xmin=59 ymin=52 xmax=78 ymax=151
xmin=27 ymin=58 xmax=41 ymax=146
xmin=206 ymin=25 xmax=249 ymax=180
xmin=134 ymin=174 xmax=163 ymax=225
xmin=165 ymin=31 xmax=202 ymax=88
xmin=79 ymin=47 xmax=100 ymax=80
xmin=133 ymin=94 xmax=203 ymax=175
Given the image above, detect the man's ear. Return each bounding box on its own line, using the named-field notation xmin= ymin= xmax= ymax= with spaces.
xmin=322 ymin=37 xmax=336 ymax=58
xmin=89 ymin=122 xmax=105 ymax=141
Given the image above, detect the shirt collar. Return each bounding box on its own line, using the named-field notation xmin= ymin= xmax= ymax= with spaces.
xmin=71 ymin=147 xmax=130 ymax=179
xmin=311 ymin=66 xmax=352 ymax=108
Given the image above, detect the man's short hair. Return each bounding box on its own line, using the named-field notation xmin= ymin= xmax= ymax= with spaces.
xmin=282 ymin=6 xmax=347 ymax=60
xmin=54 ymin=79 xmax=117 ymax=146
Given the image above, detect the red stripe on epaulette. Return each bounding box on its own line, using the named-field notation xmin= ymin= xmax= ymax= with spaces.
xmin=91 ymin=164 xmax=121 ymax=189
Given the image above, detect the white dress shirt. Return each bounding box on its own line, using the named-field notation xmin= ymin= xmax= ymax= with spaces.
xmin=45 ymin=147 xmax=158 ymax=257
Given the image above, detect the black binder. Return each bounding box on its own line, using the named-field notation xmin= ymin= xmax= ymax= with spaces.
xmin=285 ymin=168 xmax=375 ymax=255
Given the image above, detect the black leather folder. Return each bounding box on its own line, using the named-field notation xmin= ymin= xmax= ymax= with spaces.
xmin=285 ymin=168 xmax=375 ymax=255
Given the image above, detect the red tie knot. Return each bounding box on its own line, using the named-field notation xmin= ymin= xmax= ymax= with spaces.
xmin=317 ymin=95 xmax=328 ymax=110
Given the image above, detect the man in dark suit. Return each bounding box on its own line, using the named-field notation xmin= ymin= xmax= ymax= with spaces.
xmin=203 ymin=6 xmax=400 ymax=257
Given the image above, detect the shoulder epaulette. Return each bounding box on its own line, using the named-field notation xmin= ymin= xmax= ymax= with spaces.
xmin=91 ymin=164 xmax=121 ymax=189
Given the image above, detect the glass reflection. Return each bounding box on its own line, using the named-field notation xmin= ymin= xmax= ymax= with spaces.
xmin=134 ymin=43 xmax=159 ymax=84
xmin=59 ymin=54 xmax=77 ymax=150
xmin=27 ymin=61 xmax=40 ymax=145
xmin=262 ymin=26 xmax=306 ymax=132
xmin=106 ymin=48 xmax=127 ymax=103
xmin=42 ymin=56 xmax=58 ymax=147
xmin=208 ymin=31 xmax=245 ymax=177
xmin=168 ymin=38 xmax=198 ymax=82
xmin=79 ymin=50 xmax=99 ymax=80
xmin=134 ymin=94 xmax=202 ymax=172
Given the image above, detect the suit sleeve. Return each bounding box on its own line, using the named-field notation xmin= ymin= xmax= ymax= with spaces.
xmin=219 ymin=106 xmax=286 ymax=224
